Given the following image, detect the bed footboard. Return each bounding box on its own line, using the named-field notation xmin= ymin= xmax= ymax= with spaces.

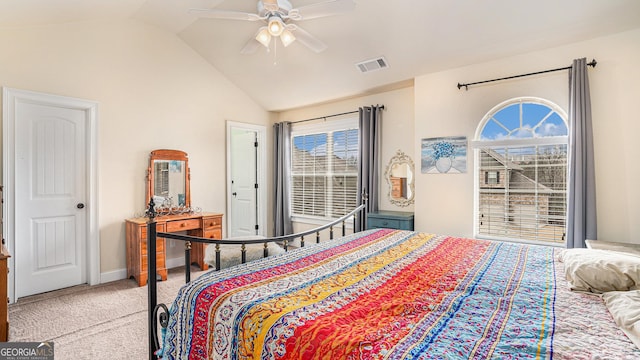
xmin=146 ymin=202 xmax=366 ymax=359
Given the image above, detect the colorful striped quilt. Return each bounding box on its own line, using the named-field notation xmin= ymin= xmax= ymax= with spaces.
xmin=161 ymin=229 xmax=640 ymax=359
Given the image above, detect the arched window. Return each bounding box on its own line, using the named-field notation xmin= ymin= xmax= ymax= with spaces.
xmin=473 ymin=97 xmax=568 ymax=245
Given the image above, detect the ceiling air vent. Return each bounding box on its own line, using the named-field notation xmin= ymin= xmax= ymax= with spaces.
xmin=355 ymin=56 xmax=389 ymax=73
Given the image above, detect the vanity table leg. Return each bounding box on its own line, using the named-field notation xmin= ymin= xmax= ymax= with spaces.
xmin=191 ymin=243 xmax=209 ymax=271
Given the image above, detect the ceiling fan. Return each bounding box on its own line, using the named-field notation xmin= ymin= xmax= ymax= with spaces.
xmin=189 ymin=0 xmax=355 ymax=54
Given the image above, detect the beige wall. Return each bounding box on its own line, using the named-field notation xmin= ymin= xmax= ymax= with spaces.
xmin=0 ymin=19 xmax=271 ymax=276
xmin=278 ymin=84 xmax=416 ymax=231
xmin=414 ymin=28 xmax=640 ymax=244
xmin=279 ymin=28 xmax=640 ymax=245
xmin=2 ymin=18 xmax=638 ymax=283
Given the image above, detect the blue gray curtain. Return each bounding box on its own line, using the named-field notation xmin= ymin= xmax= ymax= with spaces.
xmin=356 ymin=105 xmax=383 ymax=231
xmin=273 ymin=122 xmax=293 ymax=236
xmin=566 ymin=58 xmax=597 ymax=248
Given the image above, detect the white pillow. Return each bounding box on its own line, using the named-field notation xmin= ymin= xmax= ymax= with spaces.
xmin=557 ymin=248 xmax=640 ymax=293
xmin=203 ymin=236 xmax=286 ymax=269
xmin=602 ymin=290 xmax=640 ymax=350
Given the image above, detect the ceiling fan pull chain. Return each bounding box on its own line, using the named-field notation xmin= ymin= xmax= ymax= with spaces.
xmin=273 ymin=38 xmax=278 ymax=66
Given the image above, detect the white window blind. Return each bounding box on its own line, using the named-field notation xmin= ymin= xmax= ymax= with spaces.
xmin=475 ymin=98 xmax=568 ymax=245
xmin=477 ymin=145 xmax=567 ymax=244
xmin=291 ymin=118 xmax=359 ymax=220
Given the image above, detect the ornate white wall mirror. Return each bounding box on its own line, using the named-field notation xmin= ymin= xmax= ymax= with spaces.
xmin=384 ymin=150 xmax=415 ymax=207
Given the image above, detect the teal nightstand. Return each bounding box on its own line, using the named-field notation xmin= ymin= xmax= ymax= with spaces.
xmin=366 ymin=211 xmax=414 ymax=231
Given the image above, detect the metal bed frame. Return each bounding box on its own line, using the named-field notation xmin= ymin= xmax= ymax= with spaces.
xmin=145 ymin=202 xmax=366 ymax=359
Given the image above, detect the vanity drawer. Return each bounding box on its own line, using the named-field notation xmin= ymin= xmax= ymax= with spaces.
xmin=141 ymin=253 xmax=165 ymax=272
xmin=140 ymin=223 xmax=164 ymax=239
xmin=166 ymin=219 xmax=201 ymax=232
xmin=203 ymin=216 xmax=222 ymax=230
xmin=141 ymin=238 xmax=165 ymax=253
xmin=202 ymin=229 xmax=222 ymax=240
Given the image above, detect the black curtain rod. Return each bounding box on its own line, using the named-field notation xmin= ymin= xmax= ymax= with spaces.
xmin=291 ymin=105 xmax=385 ymax=124
xmin=457 ymin=59 xmax=597 ymax=90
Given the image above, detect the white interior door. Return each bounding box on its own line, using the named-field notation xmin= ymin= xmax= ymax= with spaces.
xmin=230 ymin=128 xmax=258 ymax=237
xmin=7 ymin=91 xmax=95 ymax=300
xmin=226 ymin=122 xmax=266 ymax=238
xmin=15 ymin=101 xmax=87 ymax=298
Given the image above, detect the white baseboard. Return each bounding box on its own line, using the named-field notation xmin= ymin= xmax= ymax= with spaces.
xmin=166 ymin=256 xmax=187 ymax=269
xmin=99 ymin=258 xmax=188 ymax=284
xmin=100 ymin=268 xmax=127 ymax=283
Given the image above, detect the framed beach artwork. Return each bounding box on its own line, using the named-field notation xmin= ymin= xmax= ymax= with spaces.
xmin=421 ymin=136 xmax=467 ymax=174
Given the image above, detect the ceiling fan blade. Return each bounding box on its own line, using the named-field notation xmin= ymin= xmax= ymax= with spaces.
xmin=240 ymin=38 xmax=262 ymax=55
xmin=261 ymin=0 xmax=280 ymax=12
xmin=288 ymin=0 xmax=355 ymax=21
xmin=287 ymin=24 xmax=327 ymax=53
xmin=133 ymin=0 xmax=226 ymax=33
xmin=188 ymin=8 xmax=264 ymax=21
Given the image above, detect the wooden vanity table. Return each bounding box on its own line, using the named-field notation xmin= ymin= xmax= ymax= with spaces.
xmin=125 ymin=212 xmax=222 ymax=287
xmin=126 ymin=149 xmax=223 ymax=286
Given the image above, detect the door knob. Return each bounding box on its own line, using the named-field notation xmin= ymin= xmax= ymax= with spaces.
xmin=232 ymin=192 xmax=237 ymax=197
xmin=77 ymin=203 xmax=85 ymax=209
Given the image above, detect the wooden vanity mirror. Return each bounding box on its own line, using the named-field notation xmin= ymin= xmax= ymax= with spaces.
xmin=146 ymin=149 xmax=190 ymax=211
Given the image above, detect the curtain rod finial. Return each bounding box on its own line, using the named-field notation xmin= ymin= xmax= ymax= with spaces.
xmin=588 ymin=59 xmax=597 ymax=68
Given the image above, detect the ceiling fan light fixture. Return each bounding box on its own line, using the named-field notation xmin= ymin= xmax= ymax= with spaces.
xmin=255 ymin=27 xmax=272 ymax=48
xmin=267 ymin=16 xmax=285 ymax=36
xmin=192 ymin=0 xmax=352 ymax=54
xmin=280 ymin=29 xmax=296 ymax=47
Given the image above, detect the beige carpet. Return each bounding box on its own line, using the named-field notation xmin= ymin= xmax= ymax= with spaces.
xmin=9 ymin=267 xmax=205 ymax=360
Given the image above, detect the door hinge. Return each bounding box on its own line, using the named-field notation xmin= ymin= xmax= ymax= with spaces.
xmin=254 ymin=141 xmax=258 ymax=147
xmin=255 ymin=224 xmax=259 ymax=230
xmin=254 ymin=183 xmax=258 ymax=189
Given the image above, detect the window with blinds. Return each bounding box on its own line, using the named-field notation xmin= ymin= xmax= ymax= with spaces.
xmin=291 ymin=118 xmax=359 ymax=220
xmin=474 ymin=98 xmax=568 ymax=245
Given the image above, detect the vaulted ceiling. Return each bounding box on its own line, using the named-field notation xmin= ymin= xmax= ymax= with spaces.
xmin=2 ymin=0 xmax=640 ymax=111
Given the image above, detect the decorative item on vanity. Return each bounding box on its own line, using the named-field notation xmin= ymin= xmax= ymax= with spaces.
xmin=384 ymin=150 xmax=415 ymax=207
xmin=125 ymin=149 xmax=223 ymax=287
xmin=421 ymin=136 xmax=468 ymax=174
xmin=135 ymin=200 xmax=202 ymax=219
